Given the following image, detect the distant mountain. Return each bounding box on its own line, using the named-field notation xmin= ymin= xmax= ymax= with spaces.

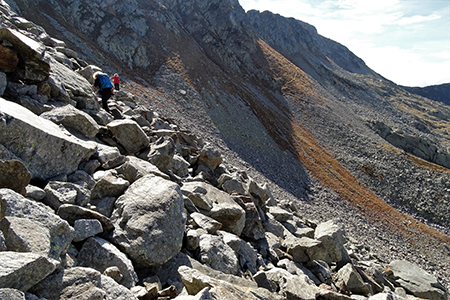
xmin=402 ymin=83 xmax=450 ymax=105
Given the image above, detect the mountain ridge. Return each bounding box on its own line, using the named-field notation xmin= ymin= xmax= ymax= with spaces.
xmin=2 ymin=0 xmax=450 ymax=292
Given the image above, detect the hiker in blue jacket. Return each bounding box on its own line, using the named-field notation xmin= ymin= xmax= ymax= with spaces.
xmin=93 ymin=71 xmax=113 ymax=113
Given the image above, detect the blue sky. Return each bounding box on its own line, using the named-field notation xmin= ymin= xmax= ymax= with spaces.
xmin=240 ymin=0 xmax=450 ymax=87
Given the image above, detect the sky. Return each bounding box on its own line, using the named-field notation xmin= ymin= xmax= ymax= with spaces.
xmin=239 ymin=0 xmax=450 ymax=87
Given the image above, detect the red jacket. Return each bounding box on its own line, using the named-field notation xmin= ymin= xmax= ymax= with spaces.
xmin=111 ymin=75 xmax=120 ymax=84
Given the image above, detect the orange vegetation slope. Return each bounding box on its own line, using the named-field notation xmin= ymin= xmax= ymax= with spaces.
xmin=255 ymin=39 xmax=450 ymax=250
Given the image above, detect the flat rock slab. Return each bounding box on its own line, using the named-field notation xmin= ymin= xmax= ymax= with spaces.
xmin=0 ymin=98 xmax=96 ymax=180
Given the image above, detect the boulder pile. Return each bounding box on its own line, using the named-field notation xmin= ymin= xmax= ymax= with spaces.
xmin=0 ymin=1 xmax=448 ymax=299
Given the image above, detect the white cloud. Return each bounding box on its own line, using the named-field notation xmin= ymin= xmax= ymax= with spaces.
xmin=350 ymin=44 xmax=450 ymax=87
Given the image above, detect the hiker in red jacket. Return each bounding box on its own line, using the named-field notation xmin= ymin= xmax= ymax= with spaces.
xmin=110 ymin=73 xmax=120 ymax=91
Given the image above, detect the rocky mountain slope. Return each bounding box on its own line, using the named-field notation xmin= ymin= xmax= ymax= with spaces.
xmin=402 ymin=83 xmax=450 ymax=106
xmin=1 ymin=0 xmax=450 ymax=298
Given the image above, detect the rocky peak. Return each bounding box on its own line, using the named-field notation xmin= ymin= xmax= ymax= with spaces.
xmin=247 ymin=9 xmax=382 ymax=82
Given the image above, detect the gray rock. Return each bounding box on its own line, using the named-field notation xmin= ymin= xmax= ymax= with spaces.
xmin=77 ymin=237 xmax=138 ymax=288
xmin=186 ymin=228 xmax=202 ymax=251
xmin=0 ymin=288 xmax=26 ymax=300
xmin=218 ymin=230 xmax=258 ymax=275
xmin=388 ymin=260 xmax=447 ymax=300
xmin=43 ymin=181 xmax=90 ymax=211
xmin=198 ymin=234 xmax=239 ymax=275
xmin=190 ymin=212 xmax=222 ymax=234
xmin=90 ymin=171 xmax=129 ymax=200
xmin=29 ymin=267 xmax=138 ymax=300
xmin=282 ymin=235 xmax=330 ymax=264
xmin=1 ymin=189 xmax=74 ymax=259
xmin=25 ymin=185 xmax=46 ymax=201
xmin=0 ymin=252 xmax=57 ymax=291
xmin=111 ymin=175 xmax=186 ymax=267
xmin=0 ymin=28 xmax=49 ymax=82
xmin=115 ymin=155 xmax=169 ymax=183
xmin=334 ymin=263 xmax=372 ymax=296
xmin=178 ymin=266 xmax=259 ymax=299
xmin=0 ymin=216 xmax=51 ymax=255
xmin=47 ymin=56 xmax=97 ymax=104
xmin=197 ymin=143 xmax=222 ymax=171
xmin=147 ymin=136 xmax=176 ymax=173
xmin=233 ymin=195 xmax=265 ymax=240
xmin=0 ymin=72 xmax=6 ymax=96
xmin=96 ymin=144 xmax=126 ymax=169
xmin=107 ymin=119 xmax=149 ymax=154
xmin=40 ymin=104 xmax=100 ymax=138
xmin=247 ymin=178 xmax=273 ymax=207
xmin=181 ymin=183 xmax=213 ymax=211
xmin=0 ymin=231 xmax=6 ymax=251
xmin=57 ymin=204 xmax=114 ymax=232
xmin=182 ymin=182 xmax=245 ymax=236
xmin=368 ymin=292 xmax=406 ymax=300
xmin=172 ymin=154 xmax=191 ymax=177
xmin=268 ymin=206 xmax=293 ymax=223
xmin=217 ymin=173 xmax=246 ymax=195
xmin=0 ymin=160 xmax=31 ymax=196
xmin=73 ymin=219 xmax=103 ymax=242
xmin=278 ymin=258 xmax=321 ymax=285
xmin=280 ymin=273 xmax=319 ymax=300
xmin=0 ymin=98 xmax=96 ymax=181
xmin=314 ymin=220 xmax=351 ymax=266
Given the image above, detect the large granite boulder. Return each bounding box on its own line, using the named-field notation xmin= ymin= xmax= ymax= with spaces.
xmin=0 ymin=98 xmax=96 ymax=181
xmin=0 ymin=251 xmax=57 ymax=291
xmin=111 ymin=175 xmax=186 ymax=267
xmin=0 ymin=188 xmax=74 ymax=259
xmin=387 ymin=260 xmax=448 ymax=300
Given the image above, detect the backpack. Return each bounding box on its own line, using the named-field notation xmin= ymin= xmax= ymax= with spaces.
xmin=98 ymin=73 xmax=113 ymax=90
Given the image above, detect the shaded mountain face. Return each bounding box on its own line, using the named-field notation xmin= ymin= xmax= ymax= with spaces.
xmin=4 ymin=0 xmax=450 ymax=280
xmin=402 ymin=83 xmax=450 ymax=105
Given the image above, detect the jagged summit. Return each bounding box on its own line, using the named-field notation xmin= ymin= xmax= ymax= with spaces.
xmin=1 ymin=0 xmax=450 ymax=297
